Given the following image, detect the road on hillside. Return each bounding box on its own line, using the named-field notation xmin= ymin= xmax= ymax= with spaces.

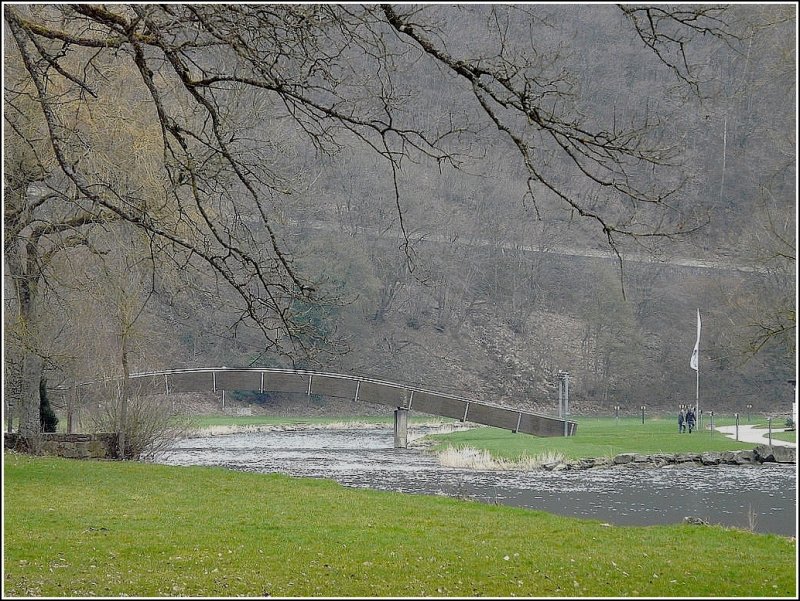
xmin=289 ymin=219 xmax=763 ymax=274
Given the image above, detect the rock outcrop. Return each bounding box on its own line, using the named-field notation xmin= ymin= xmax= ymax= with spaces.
xmin=753 ymin=445 xmax=796 ymax=464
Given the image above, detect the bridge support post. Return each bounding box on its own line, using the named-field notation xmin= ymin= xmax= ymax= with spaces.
xmin=394 ymin=407 xmax=408 ymax=449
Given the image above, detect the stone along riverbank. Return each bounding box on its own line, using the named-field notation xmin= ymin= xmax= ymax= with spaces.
xmin=540 ymin=445 xmax=796 ymax=471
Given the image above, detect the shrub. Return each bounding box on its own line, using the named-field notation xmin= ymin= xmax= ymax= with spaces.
xmin=87 ymin=391 xmax=190 ymax=460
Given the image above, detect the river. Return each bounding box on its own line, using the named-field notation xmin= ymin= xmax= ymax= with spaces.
xmin=153 ymin=426 xmax=797 ymax=537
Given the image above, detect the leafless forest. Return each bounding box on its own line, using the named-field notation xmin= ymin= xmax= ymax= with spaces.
xmin=4 ymin=4 xmax=796 ymax=438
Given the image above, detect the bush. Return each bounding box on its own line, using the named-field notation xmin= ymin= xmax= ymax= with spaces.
xmin=87 ymin=389 xmax=190 ymax=460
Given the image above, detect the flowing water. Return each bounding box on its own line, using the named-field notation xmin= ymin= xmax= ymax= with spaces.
xmin=153 ymin=426 xmax=797 ymax=537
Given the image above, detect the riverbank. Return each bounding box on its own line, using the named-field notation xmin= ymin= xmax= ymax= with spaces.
xmin=158 ymin=423 xmax=797 ymax=536
xmin=435 ymin=443 xmax=796 ymax=471
xmin=423 ymin=416 xmax=790 ymax=463
xmin=187 ymin=419 xmax=796 ymax=472
xmin=4 ymin=452 xmax=795 ymax=597
xmin=186 ymin=417 xmax=796 ymax=471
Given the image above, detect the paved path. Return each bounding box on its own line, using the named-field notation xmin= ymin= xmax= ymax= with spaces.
xmin=715 ymin=424 xmax=796 ymax=448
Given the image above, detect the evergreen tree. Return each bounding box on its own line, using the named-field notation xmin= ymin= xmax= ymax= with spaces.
xmin=39 ymin=376 xmax=58 ymax=433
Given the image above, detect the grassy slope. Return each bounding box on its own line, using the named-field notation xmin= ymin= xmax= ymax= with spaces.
xmin=3 ymin=453 xmax=796 ymax=597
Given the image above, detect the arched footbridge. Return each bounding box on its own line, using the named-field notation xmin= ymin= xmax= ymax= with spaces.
xmin=79 ymin=367 xmax=577 ymax=447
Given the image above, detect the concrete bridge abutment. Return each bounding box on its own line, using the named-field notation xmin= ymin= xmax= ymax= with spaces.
xmin=394 ymin=407 xmax=408 ymax=448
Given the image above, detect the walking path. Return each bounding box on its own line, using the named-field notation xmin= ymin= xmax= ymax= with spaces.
xmin=715 ymin=424 xmax=796 ymax=448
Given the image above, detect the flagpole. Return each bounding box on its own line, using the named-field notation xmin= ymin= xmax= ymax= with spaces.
xmin=691 ymin=308 xmax=701 ymax=425
xmin=696 ymin=358 xmax=699 ymax=418
xmin=697 ymin=309 xmax=700 ymax=425
xmin=696 ymin=308 xmax=700 ymax=423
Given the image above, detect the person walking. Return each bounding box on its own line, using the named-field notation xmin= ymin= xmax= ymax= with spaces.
xmin=686 ymin=408 xmax=696 ymax=433
xmin=678 ymin=408 xmax=686 ymax=433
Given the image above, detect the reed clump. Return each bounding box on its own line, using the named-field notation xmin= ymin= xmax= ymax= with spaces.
xmin=437 ymin=444 xmax=566 ymax=470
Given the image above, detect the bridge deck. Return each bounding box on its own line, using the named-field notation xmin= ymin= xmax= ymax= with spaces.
xmin=80 ymin=367 xmax=577 ymax=437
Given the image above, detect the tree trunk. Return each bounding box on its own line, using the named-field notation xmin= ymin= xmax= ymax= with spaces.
xmin=19 ymin=351 xmax=43 ymax=439
xmin=7 ymin=230 xmax=46 ymax=438
xmin=16 ymin=286 xmax=45 ymax=439
xmin=118 ymin=330 xmax=130 ymax=459
xmin=5 ymin=398 xmax=12 ymax=434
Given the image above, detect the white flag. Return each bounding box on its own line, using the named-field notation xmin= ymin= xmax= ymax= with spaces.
xmin=690 ymin=309 xmax=701 ymax=371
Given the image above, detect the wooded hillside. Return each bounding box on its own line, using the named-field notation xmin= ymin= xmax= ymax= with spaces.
xmin=4 ymin=4 xmax=795 ymax=432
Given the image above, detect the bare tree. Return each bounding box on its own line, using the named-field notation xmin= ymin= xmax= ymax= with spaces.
xmin=4 ymin=57 xmax=114 ymax=436
xmin=725 ymin=193 xmax=796 ymax=361
xmin=379 ymin=4 xmax=721 ymax=246
xmin=619 ymin=5 xmax=739 ymax=96
xmin=4 ymin=4 xmax=743 ymax=437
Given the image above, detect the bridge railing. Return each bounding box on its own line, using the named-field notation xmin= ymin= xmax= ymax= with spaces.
xmin=68 ymin=367 xmax=578 ymax=437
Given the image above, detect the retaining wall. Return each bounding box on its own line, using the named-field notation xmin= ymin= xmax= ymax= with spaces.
xmin=4 ymin=433 xmax=119 ymax=459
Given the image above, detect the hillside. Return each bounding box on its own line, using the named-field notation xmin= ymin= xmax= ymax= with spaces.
xmin=5 ymin=4 xmax=795 ymax=431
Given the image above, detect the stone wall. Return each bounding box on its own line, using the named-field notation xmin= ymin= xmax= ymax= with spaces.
xmin=4 ymin=433 xmax=119 ymax=459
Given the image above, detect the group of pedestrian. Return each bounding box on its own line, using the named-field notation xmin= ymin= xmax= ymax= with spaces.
xmin=678 ymin=407 xmax=696 ymax=433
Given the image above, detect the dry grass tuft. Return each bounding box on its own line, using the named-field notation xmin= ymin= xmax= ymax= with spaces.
xmin=437 ymin=445 xmax=566 ymax=470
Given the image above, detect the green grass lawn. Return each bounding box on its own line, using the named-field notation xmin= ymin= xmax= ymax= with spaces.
xmin=3 ymin=453 xmax=796 ymax=597
xmin=428 ymin=417 xmax=761 ymax=462
xmin=770 ymin=430 xmax=797 ymax=443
